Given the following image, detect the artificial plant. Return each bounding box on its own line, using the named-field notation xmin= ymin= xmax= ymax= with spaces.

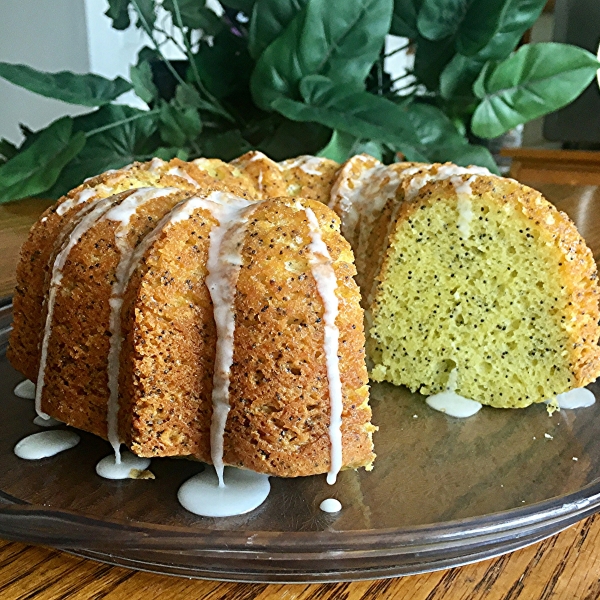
xmin=0 ymin=0 xmax=598 ymax=203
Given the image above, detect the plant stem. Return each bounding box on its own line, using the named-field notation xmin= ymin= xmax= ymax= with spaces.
xmin=385 ymin=42 xmax=411 ymax=58
xmin=131 ymin=0 xmax=189 ymax=90
xmin=169 ymin=0 xmax=234 ymax=123
xmin=85 ymin=109 xmax=160 ymax=138
xmin=154 ymin=26 xmax=188 ymax=56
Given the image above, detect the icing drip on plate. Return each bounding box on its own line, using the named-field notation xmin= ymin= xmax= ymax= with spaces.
xmin=14 ymin=380 xmax=35 ymax=400
xmin=96 ymin=451 xmax=152 ymax=479
xmin=426 ymin=368 xmax=482 ymax=418
xmin=33 ymin=415 xmax=62 ymax=427
xmin=320 ymin=498 xmax=342 ymax=513
xmin=300 ymin=203 xmax=344 ymax=485
xmin=14 ymin=431 xmax=80 ymax=460
xmin=550 ymin=388 xmax=596 ymax=409
xmin=178 ymin=466 xmax=270 ymax=517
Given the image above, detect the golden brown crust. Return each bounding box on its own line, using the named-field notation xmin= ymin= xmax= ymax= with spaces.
xmin=120 ymin=196 xmax=374 ymax=475
xmin=39 ymin=188 xmax=191 ymax=436
xmin=224 ymin=198 xmax=374 ymax=475
xmin=7 ymin=163 xmax=199 ymax=380
xmin=118 ymin=201 xmax=219 ymax=460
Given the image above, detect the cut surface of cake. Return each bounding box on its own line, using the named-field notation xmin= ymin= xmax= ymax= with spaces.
xmin=330 ymin=159 xmax=600 ymax=408
xmin=10 ymin=170 xmax=375 ymax=479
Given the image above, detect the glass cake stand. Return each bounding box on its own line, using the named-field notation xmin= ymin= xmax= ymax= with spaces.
xmin=0 ymin=301 xmax=599 ymax=583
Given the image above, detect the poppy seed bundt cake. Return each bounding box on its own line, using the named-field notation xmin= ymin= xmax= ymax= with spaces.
xmin=8 ymin=149 xmax=600 ymax=483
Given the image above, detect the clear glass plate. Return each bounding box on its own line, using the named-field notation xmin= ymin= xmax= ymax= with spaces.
xmin=1 ymin=302 xmax=600 ymax=583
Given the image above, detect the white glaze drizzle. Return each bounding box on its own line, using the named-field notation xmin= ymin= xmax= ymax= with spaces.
xmin=166 ymin=166 xmax=200 ymax=187
xmin=405 ymin=164 xmax=491 ymax=201
xmin=33 ymin=415 xmax=62 ymax=427
xmin=14 ymin=380 xmax=35 ymax=400
xmin=319 ymin=498 xmax=342 ymax=513
xmin=103 ymin=187 xmax=180 ymax=463
xmin=147 ymin=157 xmax=166 ymax=174
xmin=329 ymin=158 xmax=385 ymax=247
xmin=553 ymin=388 xmax=596 ymax=409
xmin=55 ymin=187 xmax=97 ymax=216
xmin=452 ymin=175 xmax=477 ymax=240
xmin=205 ymin=195 xmax=257 ymax=487
xmin=426 ymin=368 xmax=482 ymax=418
xmin=36 ymin=196 xmax=121 ymax=419
xmin=300 ymin=203 xmax=343 ymax=485
xmin=177 ymin=466 xmax=270 ymax=517
xmin=14 ymin=431 xmax=80 ymax=460
xmin=284 ymin=155 xmax=325 ymax=176
xmin=96 ymin=451 xmax=151 ymax=479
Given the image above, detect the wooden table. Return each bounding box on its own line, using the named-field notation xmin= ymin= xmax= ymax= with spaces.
xmin=1 ymin=179 xmax=600 ymax=599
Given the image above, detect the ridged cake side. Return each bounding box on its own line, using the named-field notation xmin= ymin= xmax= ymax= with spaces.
xmin=117 ymin=196 xmax=374 ymax=475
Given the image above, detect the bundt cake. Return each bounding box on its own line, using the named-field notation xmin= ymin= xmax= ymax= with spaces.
xmin=8 ymin=159 xmax=375 ymax=481
xmin=9 ymin=148 xmax=600 ymax=483
xmin=329 ymin=157 xmax=600 ymax=408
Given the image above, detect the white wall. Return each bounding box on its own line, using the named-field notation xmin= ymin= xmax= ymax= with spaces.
xmin=0 ymin=0 xmax=90 ymax=144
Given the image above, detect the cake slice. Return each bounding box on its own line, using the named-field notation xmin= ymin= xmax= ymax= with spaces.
xmin=117 ymin=193 xmax=374 ymax=476
xmin=365 ymin=165 xmax=600 ymax=407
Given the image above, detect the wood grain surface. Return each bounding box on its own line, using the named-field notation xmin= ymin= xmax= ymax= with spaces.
xmin=1 ymin=171 xmax=600 ymax=598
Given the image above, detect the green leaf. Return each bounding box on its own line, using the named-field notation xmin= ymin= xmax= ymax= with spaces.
xmin=273 ymin=75 xmax=425 ymax=157
xmin=193 ymin=30 xmax=253 ymax=100
xmin=417 ymin=0 xmax=466 ymax=40
xmin=256 ymin=117 xmax=331 ymax=159
xmin=318 ymin=130 xmax=357 ymax=162
xmin=154 ymin=147 xmax=190 ymax=161
xmin=159 ymin=101 xmax=202 ymax=147
xmin=477 ymin=0 xmax=546 ymax=61
xmin=390 ymin=0 xmax=422 ymax=38
xmin=317 ymin=130 xmax=384 ymax=162
xmin=105 ymin=0 xmax=156 ymax=30
xmin=131 ymin=0 xmax=157 ymax=29
xmin=401 ymin=103 xmax=498 ymax=171
xmin=199 ymin=130 xmax=253 ymax=161
xmin=250 ymin=0 xmax=393 ymax=110
xmin=163 ymin=0 xmax=223 ymax=35
xmin=417 ymin=0 xmax=507 ymax=56
xmin=130 ymin=62 xmax=158 ymax=104
xmin=472 ymin=43 xmax=600 ymax=138
xmin=414 ymin=35 xmax=455 ymax=91
xmin=439 ymin=0 xmax=547 ymax=99
xmin=440 ymin=53 xmax=484 ymax=100
xmin=221 ymin=0 xmax=256 ymax=11
xmin=0 ymin=117 xmax=85 ymax=203
xmin=457 ymin=0 xmax=507 ymax=56
xmin=105 ymin=0 xmax=132 ymax=29
xmin=0 ymin=62 xmax=132 ymax=107
xmin=0 ymin=139 xmax=19 ymax=162
xmin=46 ymin=105 xmax=159 ymax=197
xmin=274 ymin=76 xmax=497 ymax=170
xmin=248 ymin=0 xmax=309 ymax=60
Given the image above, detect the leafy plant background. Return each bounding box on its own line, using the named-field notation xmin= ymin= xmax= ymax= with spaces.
xmin=0 ymin=0 xmax=598 ymax=203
